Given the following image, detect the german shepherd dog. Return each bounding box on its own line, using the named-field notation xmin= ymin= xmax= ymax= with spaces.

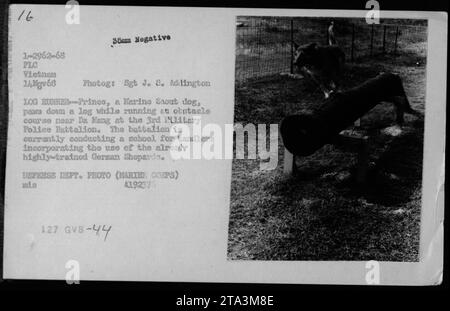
xmin=293 ymin=42 xmax=345 ymax=98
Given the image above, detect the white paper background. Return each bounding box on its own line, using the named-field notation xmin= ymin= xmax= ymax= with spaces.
xmin=3 ymin=5 xmax=446 ymax=285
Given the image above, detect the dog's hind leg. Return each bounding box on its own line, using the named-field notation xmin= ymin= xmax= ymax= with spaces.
xmin=390 ymin=76 xmax=422 ymax=118
xmin=389 ymin=96 xmax=421 ymax=125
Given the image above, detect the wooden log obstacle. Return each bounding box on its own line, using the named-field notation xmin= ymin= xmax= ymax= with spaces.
xmin=280 ymin=72 xmax=420 ymax=183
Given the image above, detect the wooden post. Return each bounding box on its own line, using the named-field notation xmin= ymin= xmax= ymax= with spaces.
xmin=382 ymin=25 xmax=387 ymax=54
xmin=283 ymin=148 xmax=295 ymax=174
xmin=290 ymin=19 xmax=294 ymax=74
xmin=370 ymin=24 xmax=374 ymax=57
xmin=355 ymin=138 xmax=369 ymax=184
xmin=332 ymin=131 xmax=369 ymax=184
xmin=351 ymin=23 xmax=355 ymax=62
xmin=394 ymin=26 xmax=399 ymax=55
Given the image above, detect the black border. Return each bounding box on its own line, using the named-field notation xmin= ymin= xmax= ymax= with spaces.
xmin=0 ymin=0 xmax=448 ymax=300
xmin=5 ymin=0 xmax=450 ymax=11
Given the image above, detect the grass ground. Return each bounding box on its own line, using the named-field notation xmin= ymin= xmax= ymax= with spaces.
xmin=227 ymin=51 xmax=426 ymax=261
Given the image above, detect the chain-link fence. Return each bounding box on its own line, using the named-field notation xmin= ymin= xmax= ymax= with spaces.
xmin=236 ymin=17 xmax=427 ymax=83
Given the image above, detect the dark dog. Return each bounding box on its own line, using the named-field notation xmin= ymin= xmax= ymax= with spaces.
xmin=293 ymin=42 xmax=345 ymax=98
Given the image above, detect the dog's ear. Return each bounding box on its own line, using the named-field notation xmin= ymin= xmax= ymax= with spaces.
xmin=293 ymin=41 xmax=300 ymax=49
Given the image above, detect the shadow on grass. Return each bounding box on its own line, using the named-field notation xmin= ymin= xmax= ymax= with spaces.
xmin=239 ymin=159 xmax=421 ymax=261
xmin=228 ymin=122 xmax=423 ymax=261
xmin=364 ymin=126 xmax=424 ymax=205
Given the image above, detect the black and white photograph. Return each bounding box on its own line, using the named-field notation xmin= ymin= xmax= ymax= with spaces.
xmin=228 ymin=16 xmax=428 ymax=261
xmin=0 ymin=1 xmax=446 ymax=291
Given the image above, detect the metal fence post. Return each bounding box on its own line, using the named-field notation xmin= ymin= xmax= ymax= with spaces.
xmin=382 ymin=25 xmax=386 ymax=54
xmin=290 ymin=19 xmax=294 ymax=74
xmin=394 ymin=26 xmax=399 ymax=55
xmin=370 ymin=24 xmax=374 ymax=57
xmin=351 ymin=23 xmax=355 ymax=62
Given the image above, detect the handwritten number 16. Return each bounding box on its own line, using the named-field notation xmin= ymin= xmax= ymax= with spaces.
xmin=18 ymin=10 xmax=33 ymax=22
